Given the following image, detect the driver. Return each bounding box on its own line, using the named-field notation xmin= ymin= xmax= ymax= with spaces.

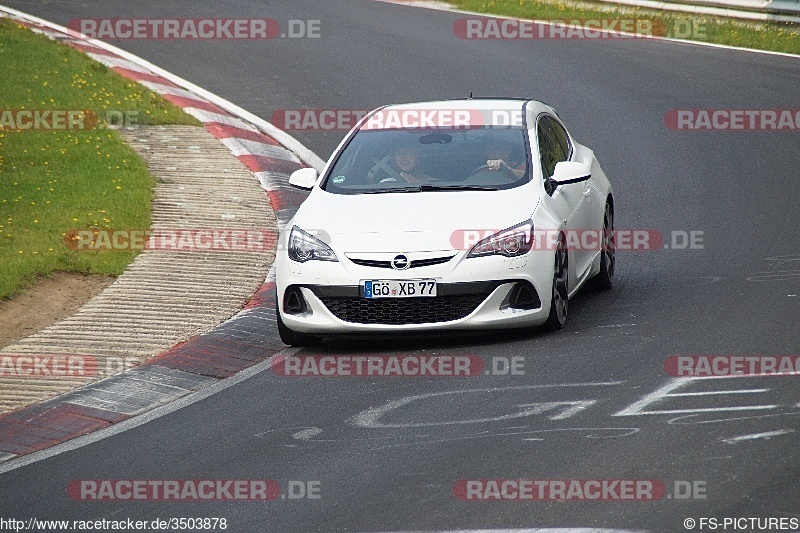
xmin=485 ymin=139 xmax=526 ymax=180
xmin=391 ymin=143 xmax=432 ymax=184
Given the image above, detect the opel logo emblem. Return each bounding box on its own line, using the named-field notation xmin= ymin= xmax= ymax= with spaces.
xmin=391 ymin=254 xmax=410 ymax=270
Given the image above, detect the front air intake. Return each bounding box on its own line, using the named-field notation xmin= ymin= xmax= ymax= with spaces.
xmin=283 ymin=286 xmax=308 ymax=315
xmin=504 ymin=281 xmax=541 ymax=310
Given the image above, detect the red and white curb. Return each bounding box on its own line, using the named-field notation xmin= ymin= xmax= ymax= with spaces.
xmin=0 ymin=6 xmax=318 ymax=464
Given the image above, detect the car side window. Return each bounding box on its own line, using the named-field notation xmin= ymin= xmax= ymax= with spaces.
xmin=537 ymin=117 xmax=566 ymax=179
xmin=545 ymin=117 xmax=572 ymax=161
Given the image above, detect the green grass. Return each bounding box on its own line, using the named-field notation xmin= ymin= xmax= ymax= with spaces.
xmin=0 ymin=18 xmax=200 ymax=299
xmin=449 ymin=0 xmax=800 ymax=55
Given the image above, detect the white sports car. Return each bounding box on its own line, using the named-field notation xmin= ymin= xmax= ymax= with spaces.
xmin=275 ymin=98 xmax=614 ymax=346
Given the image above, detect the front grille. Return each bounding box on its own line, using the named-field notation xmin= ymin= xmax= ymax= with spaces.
xmin=348 ymin=258 xmax=391 ymax=268
xmin=319 ymin=294 xmax=488 ymax=325
xmin=411 ymin=256 xmax=456 ymax=268
xmin=348 ymin=255 xmax=455 ymax=269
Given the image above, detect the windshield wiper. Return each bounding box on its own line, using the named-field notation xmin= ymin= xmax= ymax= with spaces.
xmin=361 ymin=184 xmax=500 ymax=194
xmin=363 ymin=186 xmax=422 ymax=194
xmin=418 ymin=184 xmax=500 ymax=191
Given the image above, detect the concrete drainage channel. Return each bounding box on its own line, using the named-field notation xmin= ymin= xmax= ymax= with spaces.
xmin=0 ymin=7 xmax=318 ymax=465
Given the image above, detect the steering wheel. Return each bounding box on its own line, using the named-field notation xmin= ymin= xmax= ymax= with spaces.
xmin=465 ymin=164 xmax=515 ymax=181
xmin=368 ymin=156 xmax=404 ymax=183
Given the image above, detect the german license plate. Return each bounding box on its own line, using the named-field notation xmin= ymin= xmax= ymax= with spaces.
xmin=364 ymin=279 xmax=437 ymax=298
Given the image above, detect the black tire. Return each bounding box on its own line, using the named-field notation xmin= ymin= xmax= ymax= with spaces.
xmin=590 ymin=200 xmax=615 ymax=291
xmin=542 ymin=235 xmax=569 ymax=331
xmin=277 ymin=309 xmax=322 ymax=347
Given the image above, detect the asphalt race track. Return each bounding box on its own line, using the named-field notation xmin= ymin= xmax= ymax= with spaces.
xmin=1 ymin=1 xmax=799 ymax=531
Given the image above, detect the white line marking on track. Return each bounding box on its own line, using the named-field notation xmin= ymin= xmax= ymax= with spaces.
xmin=349 ymin=382 xmax=622 ymax=428
xmin=668 ymin=411 xmax=800 ymax=424
xmin=721 ymin=429 xmax=793 ymax=444
xmin=613 ymin=377 xmax=779 ymax=417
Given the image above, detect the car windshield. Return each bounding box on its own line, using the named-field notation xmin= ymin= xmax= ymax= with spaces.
xmin=321 ymin=127 xmax=529 ymax=194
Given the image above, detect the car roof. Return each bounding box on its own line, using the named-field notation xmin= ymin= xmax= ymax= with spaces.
xmin=380 ymin=98 xmax=557 ymax=114
xmin=362 ymin=99 xmax=557 ymax=130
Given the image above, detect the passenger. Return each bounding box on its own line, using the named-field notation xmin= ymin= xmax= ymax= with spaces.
xmin=485 ymin=139 xmax=526 ymax=180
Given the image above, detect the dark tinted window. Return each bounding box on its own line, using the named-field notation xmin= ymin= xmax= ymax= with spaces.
xmin=537 ymin=118 xmax=566 ymax=179
xmin=544 ymin=116 xmax=572 ymax=160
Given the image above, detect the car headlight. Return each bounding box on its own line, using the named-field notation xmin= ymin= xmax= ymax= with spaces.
xmin=288 ymin=226 xmax=338 ymax=263
xmin=467 ymin=220 xmax=533 ymax=258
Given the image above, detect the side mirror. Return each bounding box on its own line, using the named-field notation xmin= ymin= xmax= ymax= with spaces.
xmin=551 ymin=161 xmax=591 ymax=186
xmin=289 ymin=168 xmax=319 ymax=190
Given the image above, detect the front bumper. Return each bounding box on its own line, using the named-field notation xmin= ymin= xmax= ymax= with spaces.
xmin=277 ymin=251 xmax=556 ymax=334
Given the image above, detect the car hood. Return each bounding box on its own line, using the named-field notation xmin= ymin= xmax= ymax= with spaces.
xmin=292 ymin=185 xmax=540 ymax=253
